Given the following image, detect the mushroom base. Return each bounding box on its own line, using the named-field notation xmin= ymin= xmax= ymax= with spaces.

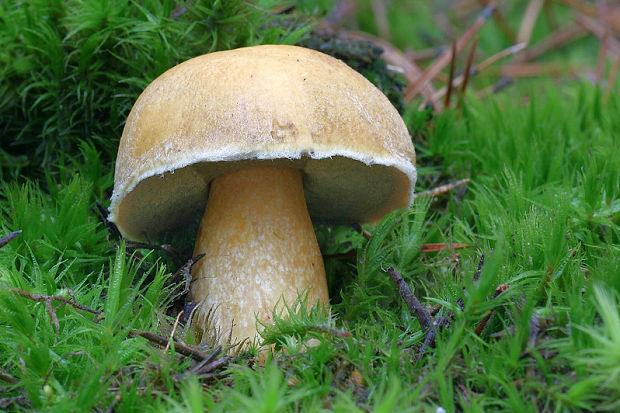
xmin=190 ymin=166 xmax=329 ymax=347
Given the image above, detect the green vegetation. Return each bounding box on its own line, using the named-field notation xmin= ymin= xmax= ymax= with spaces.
xmin=1 ymin=0 xmax=619 ymax=411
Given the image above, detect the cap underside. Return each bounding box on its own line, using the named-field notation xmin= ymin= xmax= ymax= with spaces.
xmin=112 ymin=154 xmax=413 ymax=241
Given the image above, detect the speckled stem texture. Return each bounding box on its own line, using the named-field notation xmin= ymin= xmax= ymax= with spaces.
xmin=190 ymin=166 xmax=329 ymax=346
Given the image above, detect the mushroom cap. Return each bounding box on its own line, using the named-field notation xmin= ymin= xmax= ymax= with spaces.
xmin=109 ymin=45 xmax=416 ymax=240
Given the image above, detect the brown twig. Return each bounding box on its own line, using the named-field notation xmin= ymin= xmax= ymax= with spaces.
xmin=385 ymin=267 xmax=433 ymax=332
xmin=520 ymin=25 xmax=587 ymax=62
xmin=0 ymin=230 xmax=21 ymax=249
xmin=459 ymin=36 xmax=479 ymax=109
xmin=557 ymin=0 xmax=620 ymax=31
xmin=173 ymin=345 xmax=229 ymax=380
xmin=444 ymin=41 xmax=458 ymax=109
xmin=405 ymin=3 xmax=495 ymax=102
xmin=128 ymin=330 xmax=211 ymax=361
xmin=7 ymin=287 xmax=216 ymax=365
xmin=428 ymin=43 xmax=526 ymax=106
xmin=575 ymin=15 xmax=620 ymax=56
xmin=420 ymin=243 xmax=470 ymax=253
xmin=187 ymin=346 xmax=223 ymax=374
xmin=46 ymin=300 xmax=60 ymax=345
xmin=168 ymin=254 xmax=205 ymax=303
xmin=415 ymin=178 xmax=471 ymax=198
xmin=9 ymin=288 xmax=103 ymax=317
xmin=497 ymin=62 xmax=580 ymax=77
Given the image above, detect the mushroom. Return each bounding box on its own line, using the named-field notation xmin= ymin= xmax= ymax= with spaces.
xmin=109 ymin=45 xmax=416 ymax=346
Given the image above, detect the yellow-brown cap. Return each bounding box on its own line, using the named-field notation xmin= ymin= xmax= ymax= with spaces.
xmin=109 ymin=45 xmax=416 ymax=240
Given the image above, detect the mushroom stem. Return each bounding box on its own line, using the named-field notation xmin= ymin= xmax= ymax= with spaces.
xmin=191 ymin=166 xmax=329 ymax=346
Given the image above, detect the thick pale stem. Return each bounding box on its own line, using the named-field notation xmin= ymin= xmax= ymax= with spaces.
xmin=191 ymin=166 xmax=329 ymax=346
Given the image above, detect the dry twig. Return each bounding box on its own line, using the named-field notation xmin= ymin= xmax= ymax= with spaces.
xmin=385 ymin=267 xmax=433 ymax=335
xmin=428 ymin=44 xmax=526 ymax=105
xmin=459 ymin=36 xmax=479 ymax=109
xmin=9 ymin=288 xmax=103 ymax=317
xmin=415 ymin=178 xmax=471 ymax=198
xmin=167 ymin=254 xmax=205 ymax=303
xmin=557 ymin=0 xmax=620 ymax=31
xmin=445 ymin=41 xmax=458 ymax=108
xmin=405 ymin=3 xmax=495 ymax=102
xmin=128 ymin=330 xmax=211 ymax=361
xmin=0 ymin=231 xmax=21 ymax=249
xmin=520 ymin=25 xmax=587 ymax=61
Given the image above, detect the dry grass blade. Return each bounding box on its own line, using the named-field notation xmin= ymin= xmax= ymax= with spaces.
xmin=164 ymin=310 xmax=185 ymax=353
xmin=517 ymin=0 xmax=545 ymax=46
xmin=405 ymin=3 xmax=495 ymax=102
xmin=596 ymin=2 xmax=611 ymax=84
xmin=370 ymin=0 xmax=390 ymax=40
xmin=521 ymin=24 xmax=588 ymax=61
xmin=557 ymin=0 xmax=620 ymax=31
xmin=408 ymin=46 xmax=447 ymax=62
xmin=575 ymin=15 xmax=620 ymax=55
xmin=499 ymin=62 xmax=581 ymax=77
